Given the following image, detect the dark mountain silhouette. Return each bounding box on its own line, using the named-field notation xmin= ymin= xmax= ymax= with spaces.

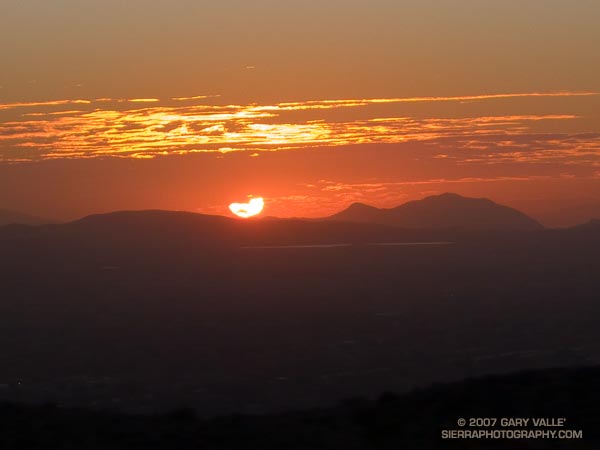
xmin=0 ymin=196 xmax=548 ymax=252
xmin=329 ymin=193 xmax=544 ymax=230
xmin=571 ymin=218 xmax=600 ymax=231
xmin=0 ymin=209 xmax=49 ymax=226
xmin=0 ymin=209 xmax=463 ymax=252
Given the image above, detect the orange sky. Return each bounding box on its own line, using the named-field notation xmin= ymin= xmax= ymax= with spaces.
xmin=1 ymin=1 xmax=599 ymax=226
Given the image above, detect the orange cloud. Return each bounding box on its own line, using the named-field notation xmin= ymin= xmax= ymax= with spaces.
xmin=0 ymin=99 xmax=91 ymax=111
xmin=0 ymin=92 xmax=598 ymax=163
xmin=128 ymin=98 xmax=160 ymax=103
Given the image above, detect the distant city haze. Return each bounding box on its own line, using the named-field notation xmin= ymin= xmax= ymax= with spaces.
xmin=1 ymin=0 xmax=599 ymax=226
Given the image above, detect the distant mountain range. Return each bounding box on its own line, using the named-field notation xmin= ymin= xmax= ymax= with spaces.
xmin=0 ymin=194 xmax=593 ymax=249
xmin=0 ymin=209 xmax=50 ymax=226
xmin=328 ymin=193 xmax=544 ymax=231
xmin=0 ymin=195 xmax=596 ymax=260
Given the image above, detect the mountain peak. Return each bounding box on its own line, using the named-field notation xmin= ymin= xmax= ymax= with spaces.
xmin=346 ymin=202 xmax=378 ymax=210
xmin=329 ymin=202 xmax=384 ymax=223
xmin=433 ymin=192 xmax=466 ymax=199
xmin=329 ymin=193 xmax=543 ymax=231
xmin=417 ymin=192 xmax=492 ymax=203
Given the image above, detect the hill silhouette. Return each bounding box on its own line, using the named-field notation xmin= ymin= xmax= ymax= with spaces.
xmin=1 ymin=365 xmax=597 ymax=449
xmin=329 ymin=193 xmax=543 ymax=230
xmin=0 ymin=209 xmax=466 ymax=253
xmin=0 ymin=209 xmax=49 ymax=226
xmin=0 ymin=196 xmax=550 ymax=252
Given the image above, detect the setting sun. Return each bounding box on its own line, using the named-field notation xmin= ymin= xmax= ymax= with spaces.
xmin=229 ymin=197 xmax=264 ymax=218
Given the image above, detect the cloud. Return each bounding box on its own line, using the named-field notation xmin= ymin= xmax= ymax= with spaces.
xmin=0 ymin=92 xmax=598 ymax=164
xmin=127 ymin=98 xmax=160 ymax=103
xmin=0 ymin=99 xmax=91 ymax=111
xmin=257 ymin=91 xmax=598 ymax=112
xmin=171 ymin=95 xmax=219 ymax=101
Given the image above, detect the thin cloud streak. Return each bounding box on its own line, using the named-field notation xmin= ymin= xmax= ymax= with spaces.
xmin=263 ymin=91 xmax=598 ymax=111
xmin=128 ymin=98 xmax=160 ymax=103
xmin=171 ymin=95 xmax=220 ymax=101
xmin=0 ymin=90 xmax=595 ymax=113
xmin=0 ymin=99 xmax=91 ymax=111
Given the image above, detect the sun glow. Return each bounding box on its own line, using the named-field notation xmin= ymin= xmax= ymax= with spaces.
xmin=229 ymin=197 xmax=265 ymax=218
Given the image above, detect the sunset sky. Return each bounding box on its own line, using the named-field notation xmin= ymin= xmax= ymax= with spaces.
xmin=1 ymin=0 xmax=599 ymax=225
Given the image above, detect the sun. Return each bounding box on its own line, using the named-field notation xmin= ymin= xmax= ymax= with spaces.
xmin=229 ymin=197 xmax=264 ymax=218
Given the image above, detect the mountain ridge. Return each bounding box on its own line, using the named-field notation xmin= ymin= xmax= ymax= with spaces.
xmin=329 ymin=192 xmax=544 ymax=231
xmin=0 ymin=208 xmax=51 ymax=226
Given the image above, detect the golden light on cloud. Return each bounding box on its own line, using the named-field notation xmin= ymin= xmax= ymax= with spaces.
xmin=128 ymin=98 xmax=160 ymax=103
xmin=0 ymin=91 xmax=598 ymax=162
xmin=229 ymin=197 xmax=265 ymax=218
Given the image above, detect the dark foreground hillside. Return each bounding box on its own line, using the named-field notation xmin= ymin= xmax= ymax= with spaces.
xmin=2 ymin=365 xmax=599 ymax=449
